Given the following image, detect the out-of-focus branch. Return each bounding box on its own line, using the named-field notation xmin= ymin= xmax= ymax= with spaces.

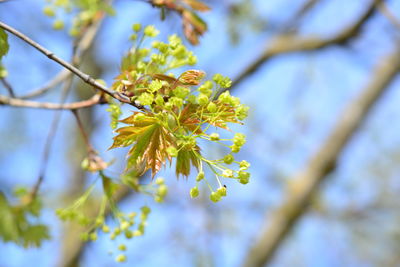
xmin=378 ymin=2 xmax=400 ymax=31
xmin=0 ymin=77 xmax=15 ymax=97
xmin=231 ymin=0 xmax=381 ymax=90
xmin=0 ymin=93 xmax=101 ymax=109
xmin=19 ymin=17 xmax=106 ymax=99
xmin=61 ymin=186 xmax=132 ymax=267
xmin=283 ymin=0 xmax=320 ymax=32
xmin=241 ymin=43 xmax=400 ymax=267
xmin=0 ymin=21 xmax=138 ymax=106
xmin=19 ymin=69 xmax=70 ymax=99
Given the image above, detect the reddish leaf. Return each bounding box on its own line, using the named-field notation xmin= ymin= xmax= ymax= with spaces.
xmin=110 ymin=114 xmax=175 ymax=177
xmin=182 ymin=0 xmax=210 ymax=12
xmin=175 ymin=148 xmax=200 ymax=177
xmin=178 ymin=70 xmax=205 ymax=85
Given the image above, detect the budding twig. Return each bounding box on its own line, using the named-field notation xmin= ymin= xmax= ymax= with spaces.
xmin=0 ymin=21 xmax=141 ymax=108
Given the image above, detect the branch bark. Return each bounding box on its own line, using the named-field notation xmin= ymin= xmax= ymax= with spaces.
xmin=0 ymin=21 xmax=137 ymax=106
xmin=242 ymin=42 xmax=400 ymax=267
xmin=0 ymin=94 xmax=101 ymax=109
xmin=231 ymin=0 xmax=381 ymax=91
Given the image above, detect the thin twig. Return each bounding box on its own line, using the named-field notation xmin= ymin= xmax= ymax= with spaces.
xmin=19 ymin=70 xmax=70 ymax=99
xmin=0 ymin=77 xmax=15 ymax=97
xmin=71 ymin=109 xmax=95 ymax=153
xmin=0 ymin=93 xmax=101 ymax=109
xmin=378 ymin=1 xmax=400 ymax=31
xmin=0 ymin=21 xmax=139 ymax=106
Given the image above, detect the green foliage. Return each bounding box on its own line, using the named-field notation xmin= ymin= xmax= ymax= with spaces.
xmin=43 ymin=0 xmax=115 ymax=36
xmin=106 ymin=101 xmax=122 ymax=129
xmin=108 ymin=25 xmax=250 ymax=202
xmin=0 ymin=29 xmax=9 ymax=60
xmin=1 ymin=1 xmax=249 ymax=262
xmin=0 ymin=28 xmax=9 ymax=78
xmin=0 ymin=191 xmax=50 ymax=248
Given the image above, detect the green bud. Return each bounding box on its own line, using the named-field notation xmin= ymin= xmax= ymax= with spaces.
xmin=207 ymin=102 xmax=217 ymax=113
xmin=218 ymin=91 xmax=232 ymax=104
xmin=233 ymin=133 xmax=246 ymax=146
xmin=217 ymin=186 xmax=227 ymax=197
xmin=169 ymin=97 xmax=183 ymax=108
xmin=157 ymin=184 xmax=168 ymax=198
xmin=155 ymin=177 xmax=165 ymax=185
xmin=89 ymin=232 xmax=98 ymax=241
xmin=238 ymin=171 xmax=250 ymax=180
xmin=187 ymin=94 xmax=197 ymax=104
xmin=196 ymin=171 xmax=205 ymax=182
xmin=141 ymin=206 xmax=151 ymax=215
xmin=210 ymin=192 xmax=221 ymax=202
xmin=120 ymin=221 xmax=130 ymax=231
xmin=230 ymin=145 xmax=240 ymax=153
xmin=43 ymin=6 xmax=55 ymax=17
xmin=239 ymin=160 xmax=250 ymax=170
xmin=113 ymin=227 xmax=122 ymax=236
xmin=118 ymin=244 xmax=127 ymax=251
xmin=209 ymin=133 xmax=220 ymax=141
xmin=130 ymin=33 xmax=137 ymax=41
xmin=80 ymin=232 xmax=89 ymax=242
xmin=197 ymin=94 xmax=209 ymax=105
xmin=132 ymin=23 xmax=141 ymax=32
xmin=173 ymin=86 xmax=190 ymax=99
xmin=102 ymin=225 xmax=110 ymax=233
xmin=223 ymin=154 xmax=234 ymax=164
xmin=222 ymin=169 xmax=234 ymax=178
xmin=110 ymin=233 xmax=116 ymax=240
xmin=187 ymin=52 xmax=197 ymax=65
xmin=168 ymin=34 xmax=182 ymax=48
xmin=236 ymin=104 xmax=249 ymax=120
xmin=149 ymin=80 xmax=162 ymax=92
xmin=239 ymin=175 xmax=250 ymax=184
xmin=144 ymin=25 xmax=159 ymax=37
xmin=155 ymin=94 xmax=164 ymax=106
xmin=124 ymin=230 xmax=133 ymax=239
xmin=190 ymin=186 xmax=199 ymax=198
xmin=138 ymin=92 xmax=154 ymax=106
xmin=0 ymin=66 xmax=8 ymax=78
xmin=53 ymin=20 xmax=64 ymax=30
xmin=133 ymin=230 xmax=143 ymax=236
xmin=166 ymin=146 xmax=178 ymax=158
xmin=116 ymin=254 xmax=127 ymax=263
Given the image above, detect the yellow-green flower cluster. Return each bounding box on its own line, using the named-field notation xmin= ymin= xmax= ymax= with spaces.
xmin=42 ymin=0 xmax=115 ymax=36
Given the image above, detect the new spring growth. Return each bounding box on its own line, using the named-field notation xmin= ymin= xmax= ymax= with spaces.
xmin=107 ymin=24 xmax=250 ymax=202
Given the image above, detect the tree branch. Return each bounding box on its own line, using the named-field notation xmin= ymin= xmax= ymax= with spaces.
xmin=378 ymin=1 xmax=400 ymax=31
xmin=0 ymin=77 xmax=15 ymax=97
xmin=231 ymin=0 xmax=381 ymax=90
xmin=0 ymin=93 xmax=101 ymax=109
xmin=241 ymin=42 xmax=400 ymax=267
xmin=0 ymin=21 xmax=138 ymax=106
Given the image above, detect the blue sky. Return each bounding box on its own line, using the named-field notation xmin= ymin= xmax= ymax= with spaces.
xmin=1 ymin=0 xmax=400 ymax=266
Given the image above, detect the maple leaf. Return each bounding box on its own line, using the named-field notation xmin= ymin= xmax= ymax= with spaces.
xmin=176 ymin=147 xmax=200 ymax=177
xmin=179 ymin=103 xmax=203 ymax=133
xmin=110 ymin=113 xmax=175 ymax=177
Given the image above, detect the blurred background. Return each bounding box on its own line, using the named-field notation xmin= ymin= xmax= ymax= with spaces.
xmin=1 ymin=0 xmax=400 ymax=266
